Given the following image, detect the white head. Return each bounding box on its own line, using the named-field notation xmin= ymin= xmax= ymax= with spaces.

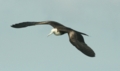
xmin=47 ymin=28 xmax=61 ymax=37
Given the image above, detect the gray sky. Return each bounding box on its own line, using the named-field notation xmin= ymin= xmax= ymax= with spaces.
xmin=0 ymin=0 xmax=120 ymax=71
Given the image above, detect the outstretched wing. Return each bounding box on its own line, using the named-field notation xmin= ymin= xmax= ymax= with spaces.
xmin=11 ymin=21 xmax=65 ymax=28
xmin=54 ymin=27 xmax=95 ymax=57
xmin=11 ymin=22 xmax=39 ymax=28
xmin=68 ymin=31 xmax=95 ymax=57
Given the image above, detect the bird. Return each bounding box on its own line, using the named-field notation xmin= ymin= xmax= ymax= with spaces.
xmin=11 ymin=21 xmax=95 ymax=57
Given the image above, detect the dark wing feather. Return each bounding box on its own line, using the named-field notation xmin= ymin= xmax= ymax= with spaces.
xmin=11 ymin=21 xmax=65 ymax=28
xmin=55 ymin=28 xmax=95 ymax=57
xmin=11 ymin=22 xmax=40 ymax=28
xmin=47 ymin=21 xmax=65 ymax=28
xmin=68 ymin=31 xmax=95 ymax=57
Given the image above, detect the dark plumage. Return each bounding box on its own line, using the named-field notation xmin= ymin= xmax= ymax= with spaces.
xmin=11 ymin=21 xmax=95 ymax=57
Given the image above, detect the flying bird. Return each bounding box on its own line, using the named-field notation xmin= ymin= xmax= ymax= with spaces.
xmin=11 ymin=21 xmax=95 ymax=57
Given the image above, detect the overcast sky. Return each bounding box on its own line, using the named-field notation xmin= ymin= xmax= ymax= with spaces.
xmin=0 ymin=0 xmax=120 ymax=71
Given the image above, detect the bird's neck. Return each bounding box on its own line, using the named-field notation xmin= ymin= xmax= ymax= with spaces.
xmin=52 ymin=28 xmax=61 ymax=36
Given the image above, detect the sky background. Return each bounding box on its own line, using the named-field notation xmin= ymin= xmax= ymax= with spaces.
xmin=0 ymin=0 xmax=120 ymax=71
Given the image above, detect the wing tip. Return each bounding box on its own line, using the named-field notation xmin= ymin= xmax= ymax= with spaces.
xmin=11 ymin=24 xmax=16 ymax=28
xmin=11 ymin=24 xmax=22 ymax=28
xmin=89 ymin=53 xmax=95 ymax=57
xmin=11 ymin=24 xmax=17 ymax=28
xmin=87 ymin=51 xmax=95 ymax=57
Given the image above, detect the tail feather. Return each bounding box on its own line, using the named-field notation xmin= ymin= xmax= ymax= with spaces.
xmin=80 ymin=32 xmax=89 ymax=36
xmin=75 ymin=31 xmax=89 ymax=36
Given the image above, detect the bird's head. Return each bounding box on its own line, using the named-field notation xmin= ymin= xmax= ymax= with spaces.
xmin=47 ymin=28 xmax=61 ymax=37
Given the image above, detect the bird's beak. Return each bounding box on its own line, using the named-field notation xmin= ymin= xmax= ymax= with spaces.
xmin=47 ymin=31 xmax=53 ymax=37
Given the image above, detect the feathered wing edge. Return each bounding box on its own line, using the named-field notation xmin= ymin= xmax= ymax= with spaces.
xmin=68 ymin=31 xmax=95 ymax=57
xmin=11 ymin=21 xmax=65 ymax=28
xmin=56 ymin=28 xmax=95 ymax=57
xmin=11 ymin=22 xmax=40 ymax=28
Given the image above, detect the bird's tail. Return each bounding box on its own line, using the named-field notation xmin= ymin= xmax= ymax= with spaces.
xmin=75 ymin=31 xmax=89 ymax=36
xmin=80 ymin=32 xmax=89 ymax=36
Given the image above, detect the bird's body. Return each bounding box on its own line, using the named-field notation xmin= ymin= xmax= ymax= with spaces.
xmin=11 ymin=21 xmax=95 ymax=57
